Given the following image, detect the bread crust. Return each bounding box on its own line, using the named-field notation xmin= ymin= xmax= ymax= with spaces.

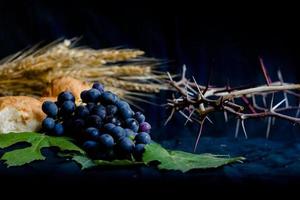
xmin=43 ymin=76 xmax=91 ymax=101
xmin=0 ymin=96 xmax=46 ymax=133
xmin=0 ymin=96 xmax=45 ymax=122
xmin=0 ymin=77 xmax=91 ymax=133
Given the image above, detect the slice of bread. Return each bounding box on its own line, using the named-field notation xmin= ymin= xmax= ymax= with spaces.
xmin=0 ymin=96 xmax=46 ymax=134
xmin=0 ymin=77 xmax=91 ymax=134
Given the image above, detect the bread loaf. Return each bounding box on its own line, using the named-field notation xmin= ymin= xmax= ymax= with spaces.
xmin=0 ymin=96 xmax=46 ymax=134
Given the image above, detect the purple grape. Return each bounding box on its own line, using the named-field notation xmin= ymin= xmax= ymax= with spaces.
xmin=92 ymin=82 xmax=105 ymax=93
xmin=133 ymin=144 xmax=146 ymax=160
xmin=42 ymin=101 xmax=58 ymax=117
xmin=125 ymin=118 xmax=139 ymax=132
xmin=98 ymin=134 xmax=114 ymax=149
xmin=134 ymin=112 xmax=145 ymax=123
xmin=124 ymin=128 xmax=137 ymax=138
xmin=42 ymin=117 xmax=55 ymax=131
xmin=75 ymin=105 xmax=90 ymax=118
xmin=60 ymin=100 xmax=75 ymax=115
xmin=52 ymin=123 xmax=64 ymax=136
xmin=85 ymin=127 xmax=101 ymax=140
xmin=135 ymin=132 xmax=151 ymax=144
xmin=118 ymin=137 xmax=135 ymax=154
xmin=57 ymin=91 xmax=75 ymax=105
xmin=92 ymin=105 xmax=106 ymax=119
xmin=139 ymin=122 xmax=151 ymax=133
xmin=100 ymin=91 xmax=119 ymax=105
xmin=85 ymin=89 xmax=101 ymax=103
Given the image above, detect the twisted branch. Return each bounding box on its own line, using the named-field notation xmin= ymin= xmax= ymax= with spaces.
xmin=165 ymin=63 xmax=300 ymax=151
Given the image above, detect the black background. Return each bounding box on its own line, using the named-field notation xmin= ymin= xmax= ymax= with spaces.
xmin=1 ymin=1 xmax=300 ymax=195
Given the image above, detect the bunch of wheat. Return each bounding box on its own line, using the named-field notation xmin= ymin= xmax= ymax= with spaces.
xmin=0 ymin=38 xmax=167 ymax=104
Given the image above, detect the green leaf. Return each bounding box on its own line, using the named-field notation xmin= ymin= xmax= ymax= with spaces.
xmin=71 ymin=154 xmax=143 ymax=170
xmin=0 ymin=132 xmax=84 ymax=167
xmin=68 ymin=143 xmax=244 ymax=172
xmin=143 ymin=143 xmax=245 ymax=173
xmin=0 ymin=133 xmax=244 ymax=172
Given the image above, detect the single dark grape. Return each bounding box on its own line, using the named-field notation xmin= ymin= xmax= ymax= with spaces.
xmin=92 ymin=105 xmax=106 ymax=119
xmin=103 ymin=123 xmax=116 ymax=133
xmin=80 ymin=90 xmax=88 ymax=103
xmin=106 ymin=104 xmax=118 ymax=116
xmin=86 ymin=103 xmax=95 ymax=112
xmin=118 ymin=137 xmax=135 ymax=154
xmin=85 ymin=89 xmax=101 ymax=103
xmin=85 ymin=127 xmax=101 ymax=140
xmin=139 ymin=122 xmax=151 ymax=133
xmin=86 ymin=115 xmax=102 ymax=129
xmin=133 ymin=143 xmax=146 ymax=160
xmin=116 ymin=100 xmax=130 ymax=109
xmin=124 ymin=128 xmax=137 ymax=138
xmin=57 ymin=91 xmax=75 ymax=105
xmin=100 ymin=91 xmax=118 ymax=105
xmin=92 ymin=82 xmax=104 ymax=93
xmin=98 ymin=134 xmax=114 ymax=149
xmin=110 ymin=126 xmax=125 ymax=140
xmin=106 ymin=116 xmax=122 ymax=126
xmin=134 ymin=112 xmax=145 ymax=123
xmin=42 ymin=117 xmax=55 ymax=131
xmin=69 ymin=118 xmax=86 ymax=135
xmin=60 ymin=100 xmax=75 ymax=115
xmin=42 ymin=101 xmax=58 ymax=117
xmin=75 ymin=105 xmax=90 ymax=118
xmin=119 ymin=106 xmax=133 ymax=119
xmin=125 ymin=118 xmax=139 ymax=132
xmin=52 ymin=123 xmax=64 ymax=136
xmin=135 ymin=132 xmax=151 ymax=144
xmin=83 ymin=140 xmax=99 ymax=152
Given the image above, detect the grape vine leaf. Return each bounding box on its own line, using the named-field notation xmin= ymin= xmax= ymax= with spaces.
xmin=67 ymin=143 xmax=244 ymax=172
xmin=0 ymin=133 xmax=244 ymax=172
xmin=0 ymin=132 xmax=84 ymax=167
xmin=143 ymin=143 xmax=245 ymax=173
xmin=71 ymin=155 xmax=143 ymax=170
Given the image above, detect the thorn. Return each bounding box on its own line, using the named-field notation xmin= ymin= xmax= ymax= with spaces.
xmin=206 ymin=116 xmax=214 ymax=124
xmin=272 ymin=98 xmax=287 ymax=111
xmin=252 ymin=95 xmax=257 ymax=107
xmin=192 ymin=76 xmax=204 ymax=99
xmin=184 ymin=83 xmax=189 ymax=100
xmin=186 ymin=84 xmax=198 ymax=95
xmin=194 ymin=120 xmax=205 ymax=152
xmin=266 ymin=117 xmax=272 ymax=139
xmin=224 ymin=111 xmax=228 ymax=122
xmin=277 ymin=69 xmax=284 ymax=84
xmin=259 ymin=57 xmax=272 ymax=85
xmin=235 ymin=119 xmax=240 ymax=138
xmin=296 ymin=101 xmax=300 ymax=118
xmin=184 ymin=109 xmax=195 ymax=126
xmin=270 ymin=93 xmax=275 ymax=110
xmin=284 ymin=92 xmax=289 ymax=108
xmin=262 ymin=95 xmax=267 ymax=107
xmin=164 ymin=108 xmax=175 ymax=126
xmin=179 ymin=110 xmax=193 ymax=123
xmin=241 ymin=120 xmax=248 ymax=139
xmin=167 ymin=72 xmax=173 ymax=81
xmin=182 ymin=65 xmax=187 ymax=80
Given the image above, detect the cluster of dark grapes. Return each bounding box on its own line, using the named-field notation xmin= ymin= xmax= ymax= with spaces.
xmin=41 ymin=82 xmax=152 ymax=160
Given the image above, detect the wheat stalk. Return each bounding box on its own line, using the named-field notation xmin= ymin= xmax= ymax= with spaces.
xmin=0 ymin=38 xmax=167 ymax=100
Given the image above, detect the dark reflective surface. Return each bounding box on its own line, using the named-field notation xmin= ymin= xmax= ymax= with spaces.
xmin=1 ymin=1 xmax=300 ymax=192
